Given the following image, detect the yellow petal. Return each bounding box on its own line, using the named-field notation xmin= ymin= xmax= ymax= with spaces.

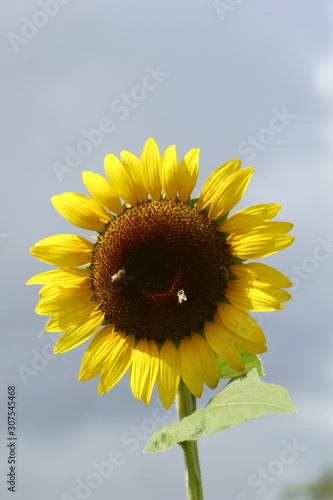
xmin=230 ymin=276 xmax=289 ymax=298
xmin=227 ymin=233 xmax=294 ymax=259
xmin=204 ymin=320 xmax=245 ymax=372
xmin=45 ymin=301 xmax=99 ymax=332
xmin=52 ymin=193 xmax=111 ymax=232
xmin=216 ymin=303 xmax=266 ymax=344
xmin=219 ymin=319 xmax=267 ymax=354
xmin=82 ymin=171 xmax=122 ymax=214
xmin=246 ymin=282 xmax=291 ymax=303
xmin=191 ymin=333 xmax=219 ymax=389
xmin=38 ymin=284 xmax=61 ymax=298
xmin=37 ymin=279 xmax=91 ymax=298
xmin=30 ymin=234 xmax=94 ymax=266
xmin=218 ymin=203 xmax=282 ymax=233
xmin=198 ymin=159 xmax=241 ymax=211
xmin=26 ymin=267 xmax=90 ymax=286
xmin=140 ymin=138 xmax=162 ymax=200
xmin=161 ymin=145 xmax=179 ymax=200
xmin=227 ymin=221 xmax=293 ymax=236
xmin=35 ymin=286 xmax=93 ymax=315
xmin=104 ymin=153 xmax=137 ymax=206
xmin=178 ymin=336 xmax=203 ymax=398
xmin=226 ymin=331 xmax=267 ymax=354
xmin=157 ymin=340 xmax=180 ymax=409
xmin=141 ymin=340 xmax=160 ymax=406
xmin=98 ymin=333 xmax=135 ymax=394
xmin=130 ymin=338 xmax=151 ymax=401
xmin=54 ymin=308 xmax=104 ymax=353
xmin=178 ymin=148 xmax=200 ymax=202
xmin=208 ymin=168 xmax=254 ymax=221
xmin=230 ymin=263 xmax=292 ymax=288
xmin=120 ymin=150 xmax=148 ymax=203
xmin=225 ymin=281 xmax=284 ymax=311
xmin=78 ymin=324 xmax=118 ymax=381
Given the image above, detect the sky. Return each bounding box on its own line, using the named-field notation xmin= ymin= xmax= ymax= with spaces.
xmin=1 ymin=1 xmax=333 ymax=499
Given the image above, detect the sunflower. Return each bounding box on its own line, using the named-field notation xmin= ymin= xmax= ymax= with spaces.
xmin=27 ymin=138 xmax=293 ymax=409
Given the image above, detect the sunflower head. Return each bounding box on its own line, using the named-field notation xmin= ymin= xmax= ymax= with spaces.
xmin=27 ymin=138 xmax=294 ymax=409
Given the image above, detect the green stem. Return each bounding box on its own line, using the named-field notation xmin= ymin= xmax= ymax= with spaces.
xmin=176 ymin=380 xmax=204 ymax=500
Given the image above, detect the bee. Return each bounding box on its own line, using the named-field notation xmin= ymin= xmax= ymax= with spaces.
xmin=219 ymin=266 xmax=229 ymax=277
xmin=177 ymin=289 xmax=187 ymax=304
xmin=111 ymin=268 xmax=126 ymax=283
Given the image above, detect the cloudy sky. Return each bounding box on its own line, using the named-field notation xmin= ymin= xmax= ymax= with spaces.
xmin=1 ymin=1 xmax=333 ymax=499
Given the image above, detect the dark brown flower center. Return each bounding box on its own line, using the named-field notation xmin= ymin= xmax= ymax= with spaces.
xmin=91 ymin=200 xmax=230 ymax=343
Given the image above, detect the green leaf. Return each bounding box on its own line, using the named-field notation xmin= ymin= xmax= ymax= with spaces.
xmin=144 ymin=369 xmax=296 ymax=453
xmin=217 ymin=350 xmax=264 ymax=379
